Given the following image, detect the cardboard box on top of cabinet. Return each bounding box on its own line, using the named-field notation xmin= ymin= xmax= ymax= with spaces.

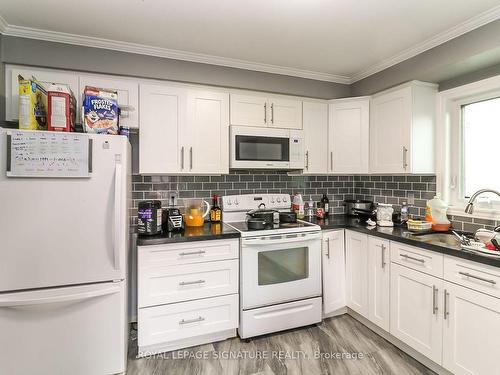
xmin=46 ymin=83 xmax=77 ymax=132
xmin=18 ymin=75 xmax=47 ymax=131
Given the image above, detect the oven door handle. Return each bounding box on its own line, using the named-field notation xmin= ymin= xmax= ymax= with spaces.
xmin=242 ymin=232 xmax=322 ymax=246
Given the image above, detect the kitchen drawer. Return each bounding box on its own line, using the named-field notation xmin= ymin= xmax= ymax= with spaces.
xmin=139 ymin=259 xmax=239 ymax=308
xmin=390 ymin=241 xmax=443 ymax=277
xmin=138 ymin=239 xmax=239 ymax=267
xmin=444 ymin=256 xmax=500 ymax=299
xmin=138 ymin=294 xmax=238 ymax=347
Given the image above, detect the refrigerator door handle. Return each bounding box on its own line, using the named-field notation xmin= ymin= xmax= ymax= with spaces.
xmin=113 ymin=162 xmax=122 ymax=271
xmin=0 ymin=285 xmax=121 ymax=307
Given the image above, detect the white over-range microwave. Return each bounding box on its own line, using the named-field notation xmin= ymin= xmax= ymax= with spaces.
xmin=230 ymin=126 xmax=304 ymax=169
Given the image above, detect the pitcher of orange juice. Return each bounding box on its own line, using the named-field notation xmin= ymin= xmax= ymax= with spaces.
xmin=183 ymin=198 xmax=210 ymax=227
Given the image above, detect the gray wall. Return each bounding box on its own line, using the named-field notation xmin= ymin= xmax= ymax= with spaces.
xmin=351 ymin=19 xmax=500 ymax=95
xmin=0 ymin=35 xmax=350 ymax=106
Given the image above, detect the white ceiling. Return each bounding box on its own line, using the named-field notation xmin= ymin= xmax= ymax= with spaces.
xmin=1 ymin=0 xmax=500 ymax=83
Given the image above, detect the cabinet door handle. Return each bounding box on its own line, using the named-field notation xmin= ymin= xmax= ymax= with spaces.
xmin=330 ymin=151 xmax=333 ymax=171
xmin=179 ymin=250 xmax=206 ymax=256
xmin=179 ymin=279 xmax=206 ymax=286
xmin=400 ymin=253 xmax=425 ymax=263
xmin=432 ymin=285 xmax=438 ymax=314
xmin=305 ymin=151 xmax=309 ymax=170
xmin=179 ymin=316 xmax=205 ymax=325
xmin=181 ymin=146 xmax=185 ymax=170
xmin=264 ymin=103 xmax=267 ymax=123
xmin=189 ymin=147 xmax=193 ymax=170
xmin=458 ymin=271 xmax=496 ymax=285
xmin=326 ymin=237 xmax=330 ymax=259
xmin=271 ymin=103 xmax=274 ymax=124
xmin=381 ymin=244 xmax=386 ymax=268
xmin=443 ymin=289 xmax=449 ymax=319
xmin=402 ymin=146 xmax=408 ymax=170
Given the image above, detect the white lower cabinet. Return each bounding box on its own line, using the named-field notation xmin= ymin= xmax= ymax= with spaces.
xmin=137 ymin=239 xmax=239 ymax=355
xmin=345 ymin=230 xmax=368 ymax=317
xmin=367 ymin=237 xmax=390 ymax=331
xmin=322 ymin=230 xmax=345 ymax=315
xmin=390 ymin=263 xmax=443 ymax=364
xmin=442 ymin=281 xmax=500 ymax=375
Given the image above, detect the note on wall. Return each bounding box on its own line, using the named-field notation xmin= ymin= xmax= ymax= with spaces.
xmin=6 ymin=130 xmax=91 ymax=178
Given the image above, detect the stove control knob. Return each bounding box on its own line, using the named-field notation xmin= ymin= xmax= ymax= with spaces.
xmin=226 ymin=199 xmax=232 ymax=205
xmin=276 ymin=197 xmax=281 ymax=203
xmin=283 ymin=196 xmax=287 ymax=203
xmin=270 ymin=198 xmax=275 ymax=203
xmin=234 ymin=198 xmax=239 ymax=205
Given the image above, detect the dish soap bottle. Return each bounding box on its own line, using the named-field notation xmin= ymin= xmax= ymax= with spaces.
xmin=292 ymin=193 xmax=305 ymax=219
xmin=426 ymin=195 xmax=451 ymax=232
xmin=401 ymin=201 xmax=409 ymax=223
xmin=321 ymin=194 xmax=330 ymax=216
xmin=209 ymin=195 xmax=222 ymax=223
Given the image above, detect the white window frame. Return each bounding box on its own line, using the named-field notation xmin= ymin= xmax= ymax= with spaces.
xmin=436 ymin=74 xmax=500 ymax=220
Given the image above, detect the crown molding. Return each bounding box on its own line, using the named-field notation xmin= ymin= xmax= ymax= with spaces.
xmin=350 ymin=4 xmax=500 ymax=83
xmin=0 ymin=15 xmax=7 ymax=34
xmin=1 ymin=4 xmax=500 ymax=85
xmin=1 ymin=24 xmax=351 ymax=84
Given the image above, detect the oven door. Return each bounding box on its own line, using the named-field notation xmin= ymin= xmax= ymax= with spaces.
xmin=230 ymin=126 xmax=291 ymax=169
xmin=240 ymin=231 xmax=322 ymax=310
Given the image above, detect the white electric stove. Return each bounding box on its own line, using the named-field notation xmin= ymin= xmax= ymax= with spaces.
xmin=222 ymin=194 xmax=323 ymax=339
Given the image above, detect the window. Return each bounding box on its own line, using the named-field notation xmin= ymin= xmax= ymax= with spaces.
xmin=438 ymin=77 xmax=500 ymax=219
xmin=461 ymin=97 xmax=500 ymax=201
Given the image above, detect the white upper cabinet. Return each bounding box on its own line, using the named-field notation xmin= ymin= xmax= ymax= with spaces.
xmin=329 ymin=97 xmax=370 ymax=174
xmin=302 ymin=101 xmax=328 ymax=174
xmin=230 ymin=92 xmax=302 ymax=129
xmin=345 ymin=230 xmax=368 ymax=317
xmin=370 ymin=81 xmax=437 ymax=174
xmin=79 ymin=75 xmax=139 ymax=129
xmin=322 ymin=230 xmax=346 ymax=316
xmin=269 ymin=97 xmax=302 ymax=129
xmin=230 ymin=94 xmax=267 ymax=127
xmin=5 ymin=65 xmax=80 ymax=122
xmin=139 ymin=84 xmax=186 ymax=174
xmin=139 ymin=84 xmax=229 ymax=175
xmin=186 ymin=90 xmax=229 ymax=174
xmin=367 ymin=236 xmax=390 ymax=331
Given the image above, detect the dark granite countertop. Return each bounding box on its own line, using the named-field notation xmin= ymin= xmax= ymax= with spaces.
xmin=137 ymin=222 xmax=240 ymax=246
xmin=305 ymin=215 xmax=500 ymax=268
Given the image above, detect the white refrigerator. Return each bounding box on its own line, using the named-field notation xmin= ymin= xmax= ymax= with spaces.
xmin=0 ymin=129 xmax=130 ymax=375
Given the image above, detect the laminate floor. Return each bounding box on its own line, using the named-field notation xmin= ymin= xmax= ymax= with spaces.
xmin=126 ymin=314 xmax=436 ymax=375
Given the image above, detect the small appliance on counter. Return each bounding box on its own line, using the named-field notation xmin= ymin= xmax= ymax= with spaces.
xmin=376 ymin=203 xmax=394 ymax=227
xmin=137 ymin=200 xmax=162 ymax=235
xmin=162 ymin=207 xmax=184 ymax=232
xmin=344 ymin=199 xmax=374 ymax=216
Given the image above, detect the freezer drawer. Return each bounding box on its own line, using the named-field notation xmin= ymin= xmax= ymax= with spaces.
xmin=0 ymin=281 xmax=127 ymax=375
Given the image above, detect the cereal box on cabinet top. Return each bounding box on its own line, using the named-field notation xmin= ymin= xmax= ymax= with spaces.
xmin=82 ymin=86 xmax=119 ymax=134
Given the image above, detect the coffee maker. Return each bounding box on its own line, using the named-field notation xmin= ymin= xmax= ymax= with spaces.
xmin=162 ymin=194 xmax=184 ymax=232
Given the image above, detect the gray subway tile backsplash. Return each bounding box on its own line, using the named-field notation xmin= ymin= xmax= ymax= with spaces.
xmin=130 ymin=172 xmax=498 ymax=230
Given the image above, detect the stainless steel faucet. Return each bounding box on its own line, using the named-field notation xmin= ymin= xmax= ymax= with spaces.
xmin=464 ymin=189 xmax=500 ymax=232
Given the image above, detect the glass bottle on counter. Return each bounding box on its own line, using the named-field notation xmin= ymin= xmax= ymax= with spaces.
xmin=209 ymin=195 xmax=222 ymax=223
xmin=321 ymin=194 xmax=330 ymax=216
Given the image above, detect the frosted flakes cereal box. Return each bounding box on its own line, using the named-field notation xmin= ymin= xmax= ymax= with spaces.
xmin=82 ymin=86 xmax=119 ymax=134
xmin=18 ymin=75 xmax=47 ymax=130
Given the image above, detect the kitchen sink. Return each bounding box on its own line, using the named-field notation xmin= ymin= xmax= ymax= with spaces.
xmin=408 ymin=232 xmax=463 ymax=247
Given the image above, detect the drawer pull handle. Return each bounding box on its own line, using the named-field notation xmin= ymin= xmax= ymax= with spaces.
xmin=179 ymin=250 xmax=206 ymax=256
xmin=179 ymin=316 xmax=205 ymax=325
xmin=400 ymin=254 xmax=425 ymax=263
xmin=179 ymin=279 xmax=206 ymax=286
xmin=458 ymin=271 xmax=496 ymax=285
